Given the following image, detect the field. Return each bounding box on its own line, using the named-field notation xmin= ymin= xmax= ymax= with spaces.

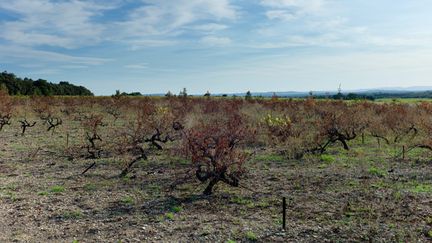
xmin=0 ymin=94 xmax=432 ymax=242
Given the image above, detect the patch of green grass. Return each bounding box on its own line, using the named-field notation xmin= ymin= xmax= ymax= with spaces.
xmin=344 ymin=204 xmax=373 ymax=218
xmin=121 ymin=195 xmax=134 ymax=205
xmin=165 ymin=212 xmax=175 ymax=220
xmin=37 ymin=191 xmax=48 ymax=196
xmin=245 ymin=231 xmax=257 ymax=241
xmin=226 ymin=240 xmax=236 ymax=243
xmin=368 ymin=166 xmax=387 ymax=177
xmin=83 ymin=183 xmax=97 ymax=191
xmin=2 ymin=192 xmax=18 ymax=202
xmin=371 ymin=180 xmax=388 ymax=189
xmin=426 ymin=216 xmax=432 ymax=225
xmin=148 ymin=184 xmax=161 ymax=193
xmin=230 ymin=196 xmax=253 ymax=205
xmin=122 ymin=175 xmax=132 ymax=182
xmin=50 ymin=185 xmax=65 ymax=194
xmin=320 ymin=154 xmax=336 ymax=163
xmin=62 ymin=210 xmax=82 ymax=220
xmin=427 ymin=229 xmax=432 ymax=239
xmin=254 ymin=200 xmax=270 ymax=208
xmin=410 ymin=184 xmax=432 ymax=193
xmin=171 ymin=205 xmax=182 ymax=213
xmin=6 ymin=184 xmax=18 ymax=191
xmin=393 ymin=191 xmax=403 ymax=200
xmin=348 ymin=180 xmax=360 ymax=187
xmin=274 ymin=217 xmax=283 ymax=226
xmin=318 ymin=163 xmax=328 ymax=169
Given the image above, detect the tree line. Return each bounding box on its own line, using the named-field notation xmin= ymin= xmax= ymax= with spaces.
xmin=0 ymin=71 xmax=93 ymax=96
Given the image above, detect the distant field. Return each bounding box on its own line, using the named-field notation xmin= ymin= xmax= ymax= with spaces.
xmin=375 ymin=98 xmax=432 ymax=103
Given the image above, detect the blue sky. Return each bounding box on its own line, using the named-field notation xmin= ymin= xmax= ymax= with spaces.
xmin=1 ymin=0 xmax=432 ymax=95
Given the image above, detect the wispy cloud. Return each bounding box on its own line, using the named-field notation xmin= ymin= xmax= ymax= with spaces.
xmin=119 ymin=0 xmax=237 ymax=35
xmin=0 ymin=0 xmax=116 ymax=48
xmin=124 ymin=63 xmax=148 ymax=69
xmin=127 ymin=39 xmax=179 ymax=50
xmin=200 ymin=36 xmax=232 ymax=46
xmin=114 ymin=0 xmax=238 ymax=49
xmin=191 ymin=23 xmax=229 ymax=32
xmin=0 ymin=45 xmax=111 ymax=65
xmin=260 ymin=0 xmax=326 ymax=20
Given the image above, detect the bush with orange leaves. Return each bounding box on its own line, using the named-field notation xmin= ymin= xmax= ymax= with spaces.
xmin=183 ymin=113 xmax=252 ymax=195
xmin=0 ymin=89 xmax=12 ymax=131
xmin=117 ymin=102 xmax=184 ymax=177
xmin=261 ymin=100 xmax=369 ymax=158
xmin=367 ymin=103 xmax=418 ymax=145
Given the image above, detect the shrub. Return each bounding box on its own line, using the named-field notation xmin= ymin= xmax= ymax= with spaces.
xmin=184 ymin=114 xmax=251 ymax=195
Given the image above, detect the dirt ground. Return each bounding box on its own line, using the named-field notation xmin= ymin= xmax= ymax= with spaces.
xmin=1 ymin=121 xmax=432 ymax=242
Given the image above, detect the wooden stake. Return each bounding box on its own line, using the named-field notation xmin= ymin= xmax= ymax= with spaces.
xmin=282 ymin=197 xmax=286 ymax=230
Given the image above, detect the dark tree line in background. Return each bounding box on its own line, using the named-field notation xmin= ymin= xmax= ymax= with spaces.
xmin=0 ymin=71 xmax=93 ymax=96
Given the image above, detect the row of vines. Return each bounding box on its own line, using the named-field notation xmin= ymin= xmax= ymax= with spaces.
xmin=1 ymin=89 xmax=432 ymax=195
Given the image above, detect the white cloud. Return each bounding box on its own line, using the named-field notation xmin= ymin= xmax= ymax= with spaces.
xmin=250 ymin=34 xmax=349 ymax=48
xmin=261 ymin=0 xmax=327 ymax=21
xmin=265 ymin=10 xmax=297 ymax=21
xmin=191 ymin=23 xmax=229 ymax=32
xmin=0 ymin=45 xmax=111 ymax=65
xmin=0 ymin=0 xmax=115 ymax=48
xmin=260 ymin=0 xmax=325 ymax=12
xmin=120 ymin=0 xmax=238 ymax=36
xmin=124 ymin=63 xmax=148 ymax=69
xmin=127 ymin=39 xmax=179 ymax=50
xmin=200 ymin=36 xmax=232 ymax=46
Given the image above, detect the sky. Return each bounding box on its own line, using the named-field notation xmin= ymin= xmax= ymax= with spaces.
xmin=1 ymin=0 xmax=432 ymax=95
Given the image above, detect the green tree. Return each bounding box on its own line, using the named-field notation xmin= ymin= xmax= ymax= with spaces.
xmin=245 ymin=91 xmax=252 ymax=100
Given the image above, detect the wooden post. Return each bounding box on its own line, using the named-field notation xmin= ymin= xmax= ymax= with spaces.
xmin=361 ymin=133 xmax=365 ymax=144
xmin=282 ymin=197 xmax=286 ymax=230
xmin=402 ymin=145 xmax=405 ymax=160
xmin=66 ymin=133 xmax=69 ymax=148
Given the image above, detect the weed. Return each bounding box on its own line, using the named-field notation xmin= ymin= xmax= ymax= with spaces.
xmin=84 ymin=183 xmax=97 ymax=191
xmin=320 ymin=154 xmax=336 ymax=163
xmin=426 ymin=216 xmax=432 ymax=225
xmin=62 ymin=210 xmax=82 ymax=220
xmin=165 ymin=212 xmax=175 ymax=220
xmin=230 ymin=196 xmax=253 ymax=205
xmin=121 ymin=195 xmax=134 ymax=205
xmin=171 ymin=205 xmax=182 ymax=213
xmin=368 ymin=166 xmax=387 ymax=177
xmin=371 ymin=180 xmax=387 ymax=189
xmin=410 ymin=184 xmax=432 ymax=193
xmin=245 ymin=231 xmax=257 ymax=241
xmin=37 ymin=191 xmax=48 ymax=196
xmin=50 ymin=185 xmax=65 ymax=194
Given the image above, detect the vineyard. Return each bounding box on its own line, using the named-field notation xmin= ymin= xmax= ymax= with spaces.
xmin=0 ymin=91 xmax=431 ymax=242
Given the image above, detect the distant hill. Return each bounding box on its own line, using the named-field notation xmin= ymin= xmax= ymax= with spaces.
xmin=212 ymin=87 xmax=432 ymax=99
xmin=0 ymin=71 xmax=93 ymax=96
xmin=145 ymin=88 xmax=432 ymax=99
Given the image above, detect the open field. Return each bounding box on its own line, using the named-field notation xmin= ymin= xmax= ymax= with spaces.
xmin=1 ymin=95 xmax=432 ymax=242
